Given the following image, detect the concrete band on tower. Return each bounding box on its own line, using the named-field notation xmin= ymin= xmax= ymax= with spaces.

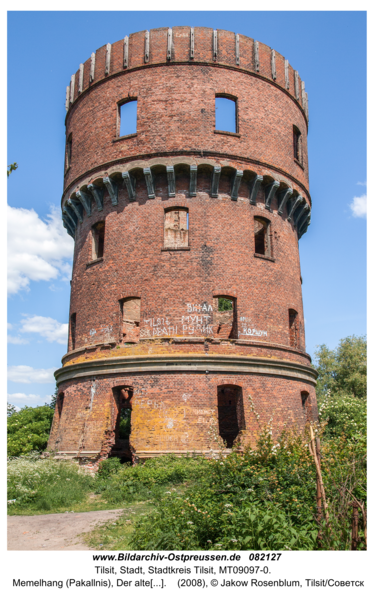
xmin=48 ymin=27 xmax=316 ymax=466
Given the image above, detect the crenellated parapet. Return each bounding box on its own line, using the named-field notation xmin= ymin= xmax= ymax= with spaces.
xmin=61 ymin=157 xmax=311 ymax=240
xmin=64 ymin=27 xmax=309 ymax=125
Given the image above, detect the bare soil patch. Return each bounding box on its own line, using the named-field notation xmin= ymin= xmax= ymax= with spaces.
xmin=8 ymin=509 xmax=124 ymax=551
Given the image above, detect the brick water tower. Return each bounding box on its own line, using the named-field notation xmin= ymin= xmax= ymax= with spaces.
xmin=48 ymin=27 xmax=318 ymax=464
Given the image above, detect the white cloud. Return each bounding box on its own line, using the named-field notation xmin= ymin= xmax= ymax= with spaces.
xmin=7 ymin=365 xmax=56 ymax=384
xmin=349 ymin=194 xmax=367 ymax=218
xmin=7 ymin=393 xmax=53 ymax=408
xmin=7 ymin=323 xmax=13 ymax=330
xmin=357 ymin=181 xmax=367 ymax=187
xmin=7 ymin=204 xmax=74 ymax=295
xmin=7 ymin=335 xmax=29 ymax=345
xmin=20 ymin=315 xmax=68 ymax=345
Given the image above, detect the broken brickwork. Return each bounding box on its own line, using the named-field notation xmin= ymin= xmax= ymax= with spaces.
xmin=48 ymin=27 xmax=316 ymax=465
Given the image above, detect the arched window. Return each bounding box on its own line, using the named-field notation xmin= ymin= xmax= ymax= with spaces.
xmin=215 ymin=96 xmax=237 ymax=133
xmin=293 ymin=126 xmax=302 ymax=162
xmin=120 ymin=297 xmax=141 ymax=343
xmin=92 ymin=221 xmax=105 ymax=259
xmin=164 ymin=208 xmax=189 ymax=249
xmin=289 ymin=309 xmax=300 ymax=348
xmin=119 ymin=99 xmax=137 ymax=137
xmin=254 ymin=217 xmax=271 ymax=257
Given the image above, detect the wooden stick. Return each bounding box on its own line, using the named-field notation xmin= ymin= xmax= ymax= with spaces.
xmin=309 ymin=424 xmax=330 ymax=524
xmin=350 ymin=502 xmax=359 ymax=550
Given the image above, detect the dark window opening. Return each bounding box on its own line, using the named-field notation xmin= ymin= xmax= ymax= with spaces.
xmin=66 ymin=134 xmax=72 ymax=170
xmin=57 ymin=393 xmax=64 ymax=418
xmin=214 ymin=296 xmax=237 ymax=339
xmin=111 ymin=386 xmax=133 ymax=461
xmin=293 ymin=126 xmax=301 ymax=162
xmin=254 ymin=217 xmax=271 ymax=257
xmin=92 ymin=221 xmax=105 ymax=259
xmin=217 ymin=386 xmax=245 ymax=448
xmin=164 ymin=208 xmax=189 ymax=248
xmin=70 ymin=313 xmax=76 ymax=350
xmin=301 ymin=391 xmax=309 ymax=408
xmin=120 ymin=297 xmax=141 ymax=343
xmin=301 ymin=391 xmax=312 ymax=421
xmin=119 ymin=100 xmax=137 ymax=137
xmin=215 ymin=96 xmax=237 ymax=133
xmin=289 ymin=309 xmax=300 ymax=348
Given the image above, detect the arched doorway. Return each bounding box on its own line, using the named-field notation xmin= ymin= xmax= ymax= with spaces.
xmin=111 ymin=386 xmax=133 ymax=461
xmin=217 ymin=385 xmax=245 ymax=448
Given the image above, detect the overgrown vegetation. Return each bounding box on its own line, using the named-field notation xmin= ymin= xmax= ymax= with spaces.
xmin=7 ymin=406 xmax=54 ymax=457
xmin=7 ymin=335 xmax=366 ymax=550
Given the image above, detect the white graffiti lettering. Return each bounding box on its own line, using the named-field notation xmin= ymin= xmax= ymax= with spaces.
xmin=186 ymin=302 xmax=213 ymax=313
xmin=241 ymin=328 xmax=268 ymax=337
xmin=182 ymin=324 xmax=213 ymax=335
xmin=144 ymin=317 xmax=171 ymax=327
xmin=152 ymin=326 xmax=178 ymax=336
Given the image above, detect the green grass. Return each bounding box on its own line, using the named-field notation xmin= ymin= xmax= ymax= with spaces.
xmin=82 ymin=502 xmax=154 ymax=550
xmin=7 ymin=420 xmax=366 ymax=551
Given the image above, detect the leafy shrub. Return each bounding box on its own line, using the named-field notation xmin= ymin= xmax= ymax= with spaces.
xmin=96 ymin=454 xmax=209 ymax=503
xmin=7 ymin=406 xmax=54 ymax=457
xmin=318 ymin=393 xmax=367 ymax=439
xmin=130 ymin=428 xmax=320 ymax=550
xmin=7 ymin=456 xmax=94 ymax=512
xmin=96 ymin=457 xmax=122 ymax=480
xmin=130 ymin=420 xmax=367 ymax=551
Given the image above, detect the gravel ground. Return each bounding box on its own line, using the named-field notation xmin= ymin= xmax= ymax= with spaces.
xmin=8 ymin=509 xmax=124 ymax=551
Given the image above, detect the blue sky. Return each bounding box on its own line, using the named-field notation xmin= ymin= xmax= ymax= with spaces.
xmin=7 ymin=11 xmax=367 ymax=409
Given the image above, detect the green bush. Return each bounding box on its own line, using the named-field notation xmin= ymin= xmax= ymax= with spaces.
xmin=7 ymin=456 xmax=94 ymax=512
xmin=130 ymin=422 xmax=367 ymax=551
xmin=96 ymin=454 xmax=209 ymax=502
xmin=318 ymin=393 xmax=367 ymax=439
xmin=130 ymin=428 xmax=320 ymax=550
xmin=7 ymin=406 xmax=54 ymax=457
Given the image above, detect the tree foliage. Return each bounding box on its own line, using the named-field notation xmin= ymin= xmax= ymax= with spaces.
xmin=7 ymin=162 xmax=18 ymax=177
xmin=314 ymin=335 xmax=366 ymax=399
xmin=7 ymin=406 xmax=54 ymax=457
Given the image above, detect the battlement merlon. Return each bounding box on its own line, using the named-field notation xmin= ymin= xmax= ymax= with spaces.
xmin=65 ymin=27 xmax=309 ymax=125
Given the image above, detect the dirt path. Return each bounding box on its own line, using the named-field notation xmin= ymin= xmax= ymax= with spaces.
xmin=8 ymin=509 xmax=124 ymax=551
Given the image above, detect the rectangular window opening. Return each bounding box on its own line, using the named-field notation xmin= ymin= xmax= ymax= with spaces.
xmin=92 ymin=222 xmax=105 ymax=260
xmin=121 ymin=298 xmax=141 ymax=343
xmin=289 ymin=309 xmax=300 ymax=348
xmin=119 ymin=100 xmax=137 ymax=137
xmin=293 ymin=127 xmax=301 ymax=162
xmin=254 ymin=217 xmax=271 ymax=257
xmin=214 ymin=296 xmax=237 ymax=339
xmin=215 ymin=96 xmax=237 ymax=133
xmin=164 ymin=208 xmax=189 ymax=249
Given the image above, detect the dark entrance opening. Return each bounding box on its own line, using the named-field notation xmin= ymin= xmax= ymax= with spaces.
xmin=217 ymin=385 xmax=245 ymax=448
xmin=111 ymin=386 xmax=133 ymax=462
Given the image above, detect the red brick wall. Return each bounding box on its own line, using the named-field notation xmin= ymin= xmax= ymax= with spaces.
xmin=50 ymin=27 xmax=315 ymax=463
xmin=64 ymin=62 xmax=308 ymax=196
xmin=49 ymin=373 xmax=317 ymax=458
xmin=67 ymin=184 xmax=305 ymax=352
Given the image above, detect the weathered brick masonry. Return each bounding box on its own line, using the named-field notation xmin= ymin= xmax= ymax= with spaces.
xmin=48 ymin=27 xmax=317 ymax=464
